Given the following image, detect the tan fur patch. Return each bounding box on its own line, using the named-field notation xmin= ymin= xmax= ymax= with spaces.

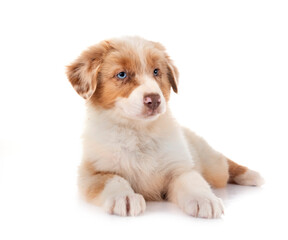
xmin=167 ymin=61 xmax=179 ymax=93
xmin=227 ymin=159 xmax=248 ymax=183
xmin=144 ymin=47 xmax=173 ymax=101
xmin=159 ymin=75 xmax=172 ymax=102
xmin=82 ymin=161 xmax=115 ymax=201
xmin=86 ymin=173 xmax=114 ymax=201
xmin=66 ymin=41 xmax=111 ymax=99
xmin=202 ymin=170 xmax=229 ymax=188
xmin=89 ymin=53 xmax=140 ymax=108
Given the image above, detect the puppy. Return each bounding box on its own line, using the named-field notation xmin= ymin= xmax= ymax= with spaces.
xmin=66 ymin=36 xmax=264 ymax=218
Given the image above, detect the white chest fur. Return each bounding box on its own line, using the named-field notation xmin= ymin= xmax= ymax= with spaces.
xmin=82 ymin=106 xmax=195 ymax=198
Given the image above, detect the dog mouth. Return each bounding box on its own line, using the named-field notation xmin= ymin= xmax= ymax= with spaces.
xmin=142 ymin=109 xmax=162 ymax=119
xmin=146 ymin=109 xmax=159 ymax=116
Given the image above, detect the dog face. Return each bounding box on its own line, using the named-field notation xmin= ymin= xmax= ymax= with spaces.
xmin=67 ymin=37 xmax=178 ymax=121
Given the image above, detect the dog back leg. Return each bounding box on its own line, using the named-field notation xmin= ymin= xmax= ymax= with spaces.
xmin=182 ymin=127 xmax=264 ymax=187
xmin=227 ymin=159 xmax=264 ymax=186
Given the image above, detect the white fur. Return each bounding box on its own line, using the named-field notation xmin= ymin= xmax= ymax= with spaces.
xmin=81 ymin=102 xmax=226 ymax=217
xmin=169 ymin=171 xmax=224 ymax=218
xmin=82 ymin=106 xmax=195 ymax=197
xmin=233 ymin=169 xmax=265 ymax=186
xmin=99 ymin=176 xmax=146 ymax=216
xmin=115 ymin=75 xmax=166 ymax=121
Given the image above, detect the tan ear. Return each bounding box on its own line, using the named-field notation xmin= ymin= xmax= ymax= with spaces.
xmin=66 ymin=41 xmax=110 ymax=99
xmin=150 ymin=41 xmax=179 ymax=93
xmin=167 ymin=59 xmax=179 ymax=93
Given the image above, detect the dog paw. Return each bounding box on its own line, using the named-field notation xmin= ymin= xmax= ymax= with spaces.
xmin=180 ymin=193 xmax=224 ymax=219
xmin=104 ymin=193 xmax=146 ymax=216
xmin=233 ymin=169 xmax=265 ymax=186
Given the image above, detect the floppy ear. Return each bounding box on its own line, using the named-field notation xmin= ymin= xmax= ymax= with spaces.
xmin=150 ymin=41 xmax=179 ymax=93
xmin=166 ymin=59 xmax=179 ymax=94
xmin=66 ymin=41 xmax=110 ymax=99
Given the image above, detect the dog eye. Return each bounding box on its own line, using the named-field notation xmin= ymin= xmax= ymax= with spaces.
xmin=153 ymin=69 xmax=159 ymax=76
xmin=116 ymin=71 xmax=127 ymax=80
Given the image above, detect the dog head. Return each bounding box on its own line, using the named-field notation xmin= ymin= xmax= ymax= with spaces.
xmin=66 ymin=37 xmax=178 ymax=121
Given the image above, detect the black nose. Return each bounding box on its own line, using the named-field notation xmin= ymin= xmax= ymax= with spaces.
xmin=143 ymin=94 xmax=161 ymax=110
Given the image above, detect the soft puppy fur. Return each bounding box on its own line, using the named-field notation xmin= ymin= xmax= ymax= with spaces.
xmin=67 ymin=36 xmax=264 ymax=218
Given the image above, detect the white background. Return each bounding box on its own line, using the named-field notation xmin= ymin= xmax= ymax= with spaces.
xmin=0 ymin=0 xmax=288 ymax=239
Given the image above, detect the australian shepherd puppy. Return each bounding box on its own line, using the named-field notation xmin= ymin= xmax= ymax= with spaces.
xmin=66 ymin=36 xmax=264 ymax=218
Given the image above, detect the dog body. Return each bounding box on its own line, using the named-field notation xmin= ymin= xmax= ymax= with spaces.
xmin=67 ymin=37 xmax=264 ymax=218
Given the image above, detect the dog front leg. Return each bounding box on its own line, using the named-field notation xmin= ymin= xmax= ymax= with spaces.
xmin=78 ymin=161 xmax=146 ymax=216
xmin=167 ymin=170 xmax=224 ymax=218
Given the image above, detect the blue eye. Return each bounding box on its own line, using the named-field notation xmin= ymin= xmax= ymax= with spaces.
xmin=153 ymin=69 xmax=159 ymax=76
xmin=116 ymin=71 xmax=127 ymax=80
